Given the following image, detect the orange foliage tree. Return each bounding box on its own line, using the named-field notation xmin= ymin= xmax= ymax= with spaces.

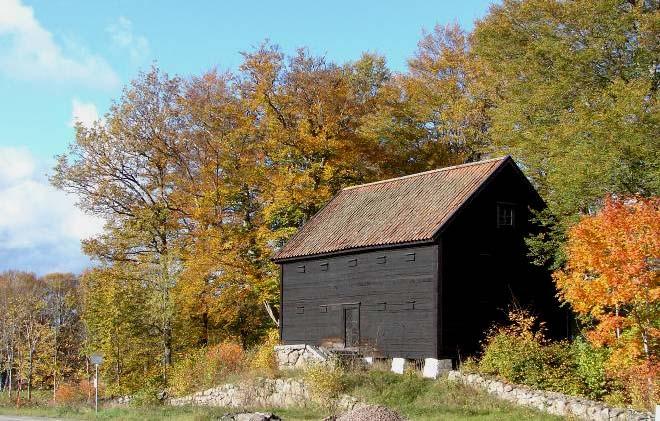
xmin=554 ymin=196 xmax=659 ymax=406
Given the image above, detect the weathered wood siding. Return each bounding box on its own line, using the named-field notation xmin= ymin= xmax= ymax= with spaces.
xmin=439 ymin=163 xmax=567 ymax=359
xmin=280 ymin=245 xmax=438 ymax=359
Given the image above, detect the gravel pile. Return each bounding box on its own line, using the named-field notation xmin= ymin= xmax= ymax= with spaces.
xmin=220 ymin=412 xmax=281 ymax=421
xmin=335 ymin=404 xmax=407 ymax=421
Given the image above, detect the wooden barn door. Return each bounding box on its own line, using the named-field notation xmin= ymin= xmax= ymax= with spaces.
xmin=344 ymin=305 xmax=360 ymax=348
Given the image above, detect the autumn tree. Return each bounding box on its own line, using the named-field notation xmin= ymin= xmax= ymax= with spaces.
xmin=15 ymin=275 xmax=52 ymax=401
xmin=0 ymin=272 xmax=20 ymax=397
xmin=52 ymin=67 xmax=190 ymax=382
xmin=0 ymin=272 xmax=82 ymax=401
xmin=554 ymin=196 xmax=659 ymax=407
xmin=80 ymin=267 xmax=157 ymax=394
xmin=361 ymin=24 xmax=493 ymax=174
xmin=472 ymin=0 xmax=659 ymax=220
xmin=174 ymin=69 xmax=272 ymax=348
xmin=239 ymin=45 xmax=387 ymax=244
xmin=42 ymin=273 xmax=84 ymax=400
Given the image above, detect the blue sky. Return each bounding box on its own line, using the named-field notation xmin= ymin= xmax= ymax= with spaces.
xmin=0 ymin=0 xmax=494 ymax=274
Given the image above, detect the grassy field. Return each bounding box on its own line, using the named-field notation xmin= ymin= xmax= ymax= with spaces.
xmin=344 ymin=371 xmax=559 ymax=421
xmin=0 ymin=372 xmax=560 ymax=420
xmin=0 ymin=405 xmax=326 ymax=420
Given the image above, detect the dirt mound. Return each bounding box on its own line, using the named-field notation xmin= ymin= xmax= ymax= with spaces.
xmin=335 ymin=404 xmax=407 ymax=421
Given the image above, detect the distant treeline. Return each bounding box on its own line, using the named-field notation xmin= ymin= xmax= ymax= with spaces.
xmin=0 ymin=272 xmax=84 ymax=401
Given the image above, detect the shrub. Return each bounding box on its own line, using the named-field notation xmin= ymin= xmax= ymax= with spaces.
xmin=54 ymin=379 xmax=97 ymax=406
xmin=168 ymin=340 xmax=247 ymax=397
xmin=612 ymin=360 xmax=660 ymax=410
xmin=169 ymin=348 xmax=204 ymax=397
xmin=384 ymin=371 xmax=427 ymax=405
xmin=249 ymin=329 xmax=279 ymax=372
xmin=459 ymin=357 xmax=479 ymax=374
xmin=207 ymin=341 xmax=246 ymax=375
xmin=478 ymin=309 xmax=584 ymax=395
xmin=303 ymin=359 xmax=346 ymax=407
xmin=571 ymin=336 xmax=610 ymax=400
xmin=475 ymin=310 xmax=647 ymax=404
xmin=131 ymin=376 xmax=166 ymax=407
xmin=78 ymin=379 xmax=95 ymax=400
xmin=478 ymin=309 xmax=545 ymax=383
xmin=54 ymin=382 xmax=87 ymax=405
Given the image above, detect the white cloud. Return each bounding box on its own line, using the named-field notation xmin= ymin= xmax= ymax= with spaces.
xmin=70 ymin=99 xmax=100 ymax=127
xmin=0 ymin=0 xmax=120 ymax=89
xmin=0 ymin=147 xmax=104 ymax=274
xmin=0 ymin=147 xmax=35 ymax=185
xmin=106 ymin=16 xmax=150 ymax=62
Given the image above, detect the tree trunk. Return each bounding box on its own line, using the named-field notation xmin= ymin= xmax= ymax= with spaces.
xmin=15 ymin=377 xmax=21 ymax=406
xmin=7 ymin=357 xmax=12 ymax=399
xmin=27 ymin=349 xmax=33 ymax=401
xmin=53 ymin=328 xmax=58 ymax=402
xmin=201 ymin=312 xmax=209 ymax=347
xmin=163 ymin=324 xmax=172 ymax=382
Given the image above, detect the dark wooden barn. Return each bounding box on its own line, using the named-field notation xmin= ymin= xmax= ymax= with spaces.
xmin=272 ymin=156 xmax=566 ymax=360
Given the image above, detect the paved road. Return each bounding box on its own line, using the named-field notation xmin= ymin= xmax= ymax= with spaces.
xmin=0 ymin=416 xmax=69 ymax=421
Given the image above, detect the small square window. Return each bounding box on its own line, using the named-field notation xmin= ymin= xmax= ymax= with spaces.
xmin=497 ymin=204 xmax=515 ymax=227
xmin=405 ymin=252 xmax=416 ymax=262
xmin=348 ymin=258 xmax=358 ymax=267
xmin=295 ymin=306 xmax=304 ymax=314
xmin=319 ymin=305 xmax=328 ymax=313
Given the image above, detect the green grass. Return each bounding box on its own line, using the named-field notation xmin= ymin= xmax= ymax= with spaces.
xmin=0 ymin=404 xmax=327 ymax=420
xmin=343 ymin=370 xmax=561 ymax=421
xmin=0 ymin=371 xmax=561 ymax=420
xmin=0 ymin=390 xmax=327 ymax=420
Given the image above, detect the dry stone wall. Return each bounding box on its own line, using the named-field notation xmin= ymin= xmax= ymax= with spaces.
xmin=170 ymin=378 xmax=309 ymax=408
xmin=170 ymin=377 xmax=362 ymax=411
xmin=447 ymin=371 xmax=653 ymax=421
xmin=274 ymin=344 xmax=330 ymax=369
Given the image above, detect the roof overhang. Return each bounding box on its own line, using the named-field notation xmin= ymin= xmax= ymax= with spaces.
xmin=271 ymin=156 xmax=544 ymax=263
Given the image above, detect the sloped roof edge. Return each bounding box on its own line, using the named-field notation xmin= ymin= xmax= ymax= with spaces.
xmin=272 ymin=156 xmax=513 ymax=262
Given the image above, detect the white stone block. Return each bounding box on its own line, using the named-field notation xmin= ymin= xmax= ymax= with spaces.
xmin=423 ymin=358 xmax=452 ymax=379
xmin=423 ymin=358 xmax=439 ymax=378
xmin=391 ymin=357 xmax=405 ymax=374
xmin=363 ymin=356 xmax=374 ymax=365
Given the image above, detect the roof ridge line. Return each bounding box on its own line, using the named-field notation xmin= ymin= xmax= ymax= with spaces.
xmin=342 ymin=155 xmax=510 ymax=191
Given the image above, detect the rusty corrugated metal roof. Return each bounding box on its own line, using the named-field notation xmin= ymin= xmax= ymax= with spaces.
xmin=273 ymin=156 xmax=511 ymax=261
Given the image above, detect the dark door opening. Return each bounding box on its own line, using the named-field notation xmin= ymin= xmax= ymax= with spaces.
xmin=344 ymin=305 xmax=360 ymax=348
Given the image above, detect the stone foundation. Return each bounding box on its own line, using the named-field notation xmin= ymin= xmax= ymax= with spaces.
xmin=274 ymin=344 xmax=330 ymax=369
xmin=447 ymin=371 xmax=653 ymax=421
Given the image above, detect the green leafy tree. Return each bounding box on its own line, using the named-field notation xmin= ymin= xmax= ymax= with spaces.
xmin=473 ymin=0 xmax=659 ymax=218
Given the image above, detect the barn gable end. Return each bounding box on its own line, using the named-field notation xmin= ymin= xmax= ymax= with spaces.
xmin=274 ymin=156 xmax=564 ymax=360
